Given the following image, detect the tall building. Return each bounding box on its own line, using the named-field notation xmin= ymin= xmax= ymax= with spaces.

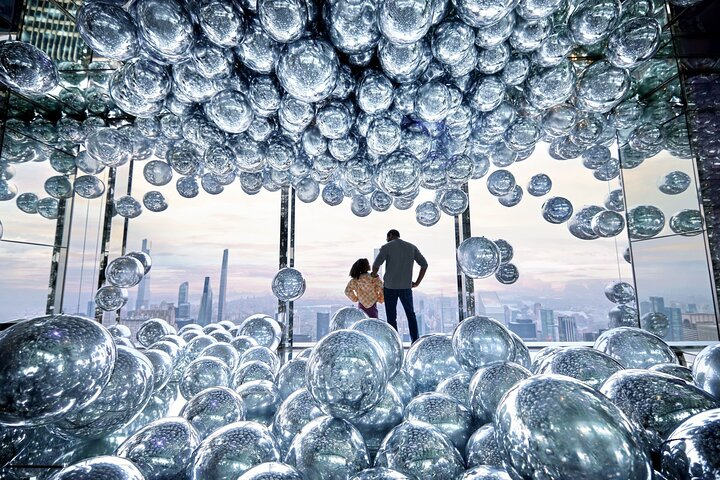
xmin=666 ymin=307 xmax=683 ymax=341
xmin=650 ymin=296 xmax=666 ymax=313
xmin=217 ymin=249 xmax=229 ymax=321
xmin=509 ymin=318 xmax=537 ymax=340
xmin=558 ymin=315 xmax=578 ymax=342
xmin=198 ymin=277 xmax=213 ymax=326
xmin=316 ymin=312 xmax=329 ymax=341
xmin=540 ymin=309 xmax=557 ymax=341
xmin=135 ymin=239 xmax=151 ymax=311
xmin=177 ymin=282 xmax=190 ymax=319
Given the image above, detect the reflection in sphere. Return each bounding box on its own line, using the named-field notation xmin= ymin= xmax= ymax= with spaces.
xmin=404 ymin=392 xmax=473 ymax=452
xmin=541 ymin=196 xmax=573 ymax=224
xmin=378 ymin=0 xmax=432 ymax=44
xmin=669 ymin=209 xmax=703 ymax=235
xmin=258 ymin=0 xmax=306 ymax=43
xmin=469 ymin=361 xmax=531 ymax=424
xmin=486 ymin=169 xmax=515 ymax=196
xmin=494 ymin=239 xmax=513 ymax=264
xmin=466 ymin=424 xmax=503 ymax=468
xmin=600 ymin=369 xmax=720 ymax=453
xmin=375 ymin=420 xmax=465 ymax=480
xmin=47 ymin=456 xmax=145 ymax=480
xmin=496 ymin=374 xmax=652 ymax=479
xmin=330 ymin=306 xmax=368 ymax=331
xmin=189 ymin=421 xmax=281 ymax=480
xmin=439 ymin=188 xmax=469 ymax=216
xmin=181 ymin=387 xmax=246 ymax=439
xmin=640 ymin=312 xmax=669 ymax=338
xmin=286 ymin=416 xmax=369 ymax=478
xmin=239 ymin=314 xmax=282 ymax=350
xmin=495 ymin=263 xmax=519 ymax=284
xmin=143 ymin=191 xmax=168 ymax=212
xmin=436 ymin=372 xmax=472 ymax=407
xmin=628 ymin=205 xmax=665 ymax=240
xmin=96 ymin=286 xmax=129 ymax=311
xmin=568 ymin=205 xmax=604 ymax=240
xmin=405 ymin=333 xmax=463 ymax=393
xmin=352 ymin=318 xmax=404 ymax=380
xmin=137 ymin=318 xmax=174 ymax=347
xmin=452 ymin=315 xmax=515 ymax=369
xmin=272 ymin=388 xmax=324 ymax=454
xmin=277 ymin=39 xmax=338 ymax=103
xmin=237 ymin=462 xmax=304 ymax=479
xmin=575 ymin=60 xmax=630 ymax=113
xmin=456 ymin=237 xmax=501 ymax=279
xmin=74 ymin=175 xmax=105 ymax=199
xmin=594 ymin=327 xmax=678 ymax=369
xmin=180 ymin=357 xmax=231 ymax=400
xmin=307 ymin=330 xmax=387 ymax=418
xmin=325 ymin=0 xmax=381 ymax=54
xmin=0 ymin=314 xmax=116 ymax=426
xmin=459 ymin=466 xmax=512 ymax=479
xmin=534 ymin=346 xmax=623 ymax=390
xmin=527 ymin=173 xmax=552 ymax=196
xmin=661 ymin=408 xmax=720 ymax=480
xmin=241 ymin=346 xmax=280 ymax=373
xmin=349 ymin=386 xmax=404 ymax=456
xmin=390 ymin=370 xmax=416 ymax=406
xmin=605 ymin=281 xmax=635 ymax=304
xmin=648 ymin=363 xmax=694 ymax=383
xmin=607 ymin=17 xmax=661 ymax=68
xmin=233 ymin=360 xmax=276 ymax=387
xmin=106 ymin=255 xmax=144 ymax=288
xmin=116 ymin=417 xmax=200 ymax=479
xmin=608 ymin=304 xmax=640 ymax=328
xmin=350 ymin=467 xmax=410 ymax=479
xmin=276 ymin=358 xmax=308 ymax=400
xmin=658 ymin=170 xmax=691 ymax=195
xmin=416 ymin=201 xmax=441 ymax=226
xmin=235 ymin=380 xmax=282 ymax=425
xmin=351 ymin=195 xmax=372 ymax=217
xmin=0 ymin=41 xmax=59 ymax=94
xmin=143 ymin=349 xmax=173 ymax=390
xmin=591 ymin=210 xmax=625 ymax=237
xmin=200 ymin=342 xmax=240 ymax=371
xmin=692 ymin=343 xmax=720 ymax=400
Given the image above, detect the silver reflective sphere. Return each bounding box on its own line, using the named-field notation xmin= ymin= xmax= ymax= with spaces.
xmin=237 ymin=462 xmax=304 ymax=479
xmin=661 ymin=408 xmax=720 ymax=480
xmin=306 ymin=330 xmax=388 ymax=419
xmin=286 ymin=416 xmax=370 ymax=478
xmin=180 ymin=386 xmax=246 ymax=439
xmin=180 ymin=357 xmax=231 ymax=400
xmin=404 ymin=392 xmax=473 ymax=452
xmin=271 ymin=268 xmax=306 ymax=302
xmin=272 ymin=388 xmax=324 ymax=454
xmin=600 ymin=369 xmax=720 ymax=453
xmin=436 ymin=372 xmax=472 ymax=408
xmin=389 ymin=370 xmax=416 ymax=406
xmin=542 ymin=196 xmax=574 ymax=224
xmin=640 ymin=312 xmax=669 ymax=338
xmin=276 ymin=358 xmax=308 ymax=400
xmin=95 ymin=286 xmax=128 ymax=312
xmin=459 ymin=466 xmax=512 ymax=480
xmin=375 ymin=420 xmax=465 ymax=479
xmin=456 ymin=237 xmax=501 ymax=279
xmin=106 ymin=256 xmax=145 ymax=288
xmin=235 ymin=380 xmax=282 ymax=425
xmin=241 ymin=345 xmax=280 ymax=373
xmin=189 ymin=421 xmax=281 ymax=479
xmin=649 ymin=363 xmax=694 ymax=383
xmin=239 ymin=314 xmax=282 ymax=350
xmin=496 ymin=374 xmax=652 ymax=479
xmin=628 ymin=205 xmax=665 ymax=240
xmin=52 ymin=345 xmax=154 ymax=440
xmin=0 ymin=41 xmax=59 ymax=94
xmin=47 ymin=455 xmax=145 ymax=480
xmin=349 ymin=385 xmax=404 ymax=457
xmin=76 ymin=3 xmax=139 ymax=61
xmin=594 ymin=327 xmax=678 ymax=369
xmin=331 ymin=306 xmax=369 ymax=331
xmin=692 ymin=343 xmax=720 ymax=400
xmin=405 ymin=333 xmax=464 ymax=393
xmin=351 ymin=318 xmax=404 ymax=380
xmin=116 ymin=417 xmax=201 ymax=480
xmin=137 ymin=318 xmax=174 ymax=347
xmin=466 ymin=424 xmax=503 ymax=468
xmin=605 ymin=281 xmax=636 ymax=304
xmin=277 ymin=39 xmax=339 ymax=103
xmin=534 ymin=346 xmax=624 ymax=390
xmin=607 ymin=304 xmax=640 ymax=329
xmin=469 ymin=361 xmax=530 ymax=424
xmin=452 ymin=315 xmax=515 ymax=369
xmin=0 ymin=315 xmax=116 ymax=426
xmin=350 ymin=467 xmax=410 ymax=479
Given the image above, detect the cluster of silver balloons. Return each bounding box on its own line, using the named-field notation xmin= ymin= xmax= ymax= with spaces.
xmin=0 ymin=0 xmax=706 ymax=234
xmin=95 ymin=250 xmax=153 ymax=312
xmin=457 ymin=236 xmax=519 ymax=284
xmin=3 ymin=306 xmax=719 ymax=479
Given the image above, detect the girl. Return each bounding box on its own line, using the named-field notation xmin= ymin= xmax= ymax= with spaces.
xmin=344 ymin=258 xmax=384 ymax=318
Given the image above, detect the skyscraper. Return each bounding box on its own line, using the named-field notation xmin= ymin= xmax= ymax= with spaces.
xmin=135 ymin=239 xmax=151 ymax=311
xmin=217 ymin=249 xmax=229 ymax=321
xmin=540 ymin=309 xmax=557 ymax=341
xmin=177 ymin=282 xmax=190 ymax=319
xmin=558 ymin=315 xmax=578 ymax=342
xmin=650 ymin=296 xmax=666 ymax=313
xmin=316 ymin=312 xmax=329 ymax=340
xmin=198 ymin=277 xmax=213 ymax=326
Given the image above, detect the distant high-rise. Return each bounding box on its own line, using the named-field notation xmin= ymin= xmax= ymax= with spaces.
xmin=218 ymin=249 xmax=229 ymax=321
xmin=135 ymin=239 xmax=151 ymax=311
xmin=509 ymin=318 xmax=537 ymax=340
xmin=177 ymin=282 xmax=190 ymax=319
xmin=540 ymin=309 xmax=557 ymax=341
xmin=558 ymin=315 xmax=578 ymax=342
xmin=650 ymin=296 xmax=666 ymax=313
xmin=316 ymin=312 xmax=330 ymax=340
xmin=666 ymin=307 xmax=683 ymax=340
xmin=198 ymin=277 xmax=214 ymax=326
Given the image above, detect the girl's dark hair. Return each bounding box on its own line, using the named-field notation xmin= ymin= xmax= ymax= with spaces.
xmin=350 ymin=258 xmax=371 ymax=279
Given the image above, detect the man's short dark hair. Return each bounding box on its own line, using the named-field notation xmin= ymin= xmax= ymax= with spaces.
xmin=387 ymin=229 xmax=400 ymax=238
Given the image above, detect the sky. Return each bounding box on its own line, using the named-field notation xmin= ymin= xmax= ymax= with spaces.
xmin=0 ymin=140 xmax=717 ymax=322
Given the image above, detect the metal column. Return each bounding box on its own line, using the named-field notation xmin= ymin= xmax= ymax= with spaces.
xmin=455 ymin=183 xmax=475 ymax=322
xmin=277 ymin=186 xmax=296 ymax=362
xmin=46 ymin=191 xmax=75 ymax=315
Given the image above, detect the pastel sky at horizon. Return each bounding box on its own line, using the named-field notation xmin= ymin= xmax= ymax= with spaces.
xmin=1 ymin=141 xmax=717 ymax=321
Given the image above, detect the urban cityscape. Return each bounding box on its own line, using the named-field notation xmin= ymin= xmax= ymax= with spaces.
xmin=103 ymin=239 xmax=719 ymax=344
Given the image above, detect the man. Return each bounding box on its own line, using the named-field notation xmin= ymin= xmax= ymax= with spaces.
xmin=371 ymin=229 xmax=428 ymax=343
